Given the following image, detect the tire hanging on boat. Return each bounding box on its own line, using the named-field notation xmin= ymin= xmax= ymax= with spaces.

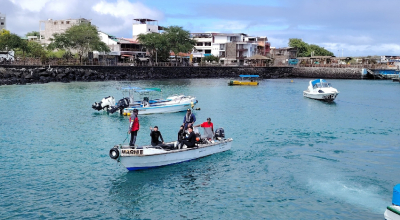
xmin=109 ymin=148 xmax=119 ymax=159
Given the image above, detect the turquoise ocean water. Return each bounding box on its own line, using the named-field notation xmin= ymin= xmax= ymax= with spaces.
xmin=0 ymin=78 xmax=399 ymax=219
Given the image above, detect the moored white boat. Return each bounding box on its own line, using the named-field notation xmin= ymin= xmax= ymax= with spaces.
xmin=303 ymin=79 xmax=339 ymax=102
xmin=92 ymin=87 xmax=198 ymax=115
xmin=109 ymin=129 xmax=232 ymax=171
xmin=123 ymin=94 xmax=197 ymax=115
xmin=384 ymin=184 xmax=400 ymax=220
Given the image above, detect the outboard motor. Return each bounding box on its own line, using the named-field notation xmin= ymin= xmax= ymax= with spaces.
xmin=108 ymin=97 xmax=130 ymax=114
xmin=92 ymin=96 xmax=115 ymax=111
xmin=142 ymin=97 xmax=149 ymax=107
xmin=215 ymin=128 xmax=225 ymax=139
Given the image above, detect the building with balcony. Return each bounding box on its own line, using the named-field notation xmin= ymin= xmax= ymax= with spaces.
xmin=39 ymin=18 xmax=91 ymax=45
xmin=132 ymin=18 xmax=163 ymax=40
xmin=98 ymin=31 xmax=146 ymax=60
xmin=0 ymin=12 xmax=6 ymax=30
xmin=191 ymin=33 xmax=270 ymax=65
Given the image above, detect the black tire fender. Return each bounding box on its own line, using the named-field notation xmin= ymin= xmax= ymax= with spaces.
xmin=109 ymin=148 xmax=119 ymax=159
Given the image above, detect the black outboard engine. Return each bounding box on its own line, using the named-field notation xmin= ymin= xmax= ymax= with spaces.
xmin=108 ymin=97 xmax=130 ymax=114
xmin=215 ymin=128 xmax=225 ymax=139
xmin=92 ymin=102 xmax=103 ymax=111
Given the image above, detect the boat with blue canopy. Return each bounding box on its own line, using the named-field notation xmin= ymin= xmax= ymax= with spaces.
xmin=384 ymin=184 xmax=400 ymax=220
xmin=228 ymin=75 xmax=259 ymax=86
xmin=92 ymin=86 xmax=197 ymax=115
xmin=303 ymin=79 xmax=339 ymax=102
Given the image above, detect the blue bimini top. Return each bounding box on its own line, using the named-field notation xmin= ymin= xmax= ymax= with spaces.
xmin=239 ymin=75 xmax=259 ymax=78
xmin=311 ymin=79 xmax=327 ymax=87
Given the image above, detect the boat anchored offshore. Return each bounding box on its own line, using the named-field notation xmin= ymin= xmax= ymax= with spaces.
xmin=303 ymin=79 xmax=339 ymax=102
xmin=384 ymin=184 xmax=400 ymax=220
xmin=92 ymin=87 xmax=197 ymax=115
xmin=228 ymin=75 xmax=259 ymax=86
xmin=109 ymin=128 xmax=232 ymax=171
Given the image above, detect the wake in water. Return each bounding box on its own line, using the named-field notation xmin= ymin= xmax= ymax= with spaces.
xmin=308 ymin=178 xmax=388 ymax=214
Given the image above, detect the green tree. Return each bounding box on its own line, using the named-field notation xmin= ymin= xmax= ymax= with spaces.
xmin=204 ymin=54 xmax=219 ymax=63
xmin=137 ymin=32 xmax=169 ymax=63
xmin=288 ymin=38 xmax=334 ymax=57
xmin=26 ymin=31 xmax=40 ymax=37
xmin=27 ymin=41 xmax=45 ymax=58
xmin=48 ymin=23 xmax=110 ymax=63
xmin=288 ymin=38 xmax=310 ymax=57
xmin=164 ymin=26 xmax=196 ymax=65
xmin=309 ymin=44 xmax=334 ymax=56
xmin=0 ymin=29 xmax=22 ymax=52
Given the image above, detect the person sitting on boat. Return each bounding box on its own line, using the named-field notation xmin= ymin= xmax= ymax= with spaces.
xmin=179 ymin=126 xmax=196 ymax=148
xmin=178 ymin=125 xmax=185 ymax=141
xmin=194 ymin=117 xmax=214 ymax=139
xmin=150 ymin=126 xmax=164 ymax=146
xmin=183 ymin=109 xmax=196 ymax=130
xmin=128 ymin=109 xmax=139 ymax=148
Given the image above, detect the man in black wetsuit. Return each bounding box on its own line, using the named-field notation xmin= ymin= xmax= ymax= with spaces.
xmin=150 ymin=126 xmax=164 ymax=146
xmin=180 ymin=126 xmax=196 ymax=148
xmin=178 ymin=125 xmax=185 ymax=141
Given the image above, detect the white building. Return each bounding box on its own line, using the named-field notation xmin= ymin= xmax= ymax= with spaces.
xmin=191 ymin=33 xmax=269 ymax=65
xmin=132 ymin=18 xmax=162 ymax=40
xmin=0 ymin=12 xmax=6 ymax=30
xmin=39 ymin=18 xmax=91 ymax=45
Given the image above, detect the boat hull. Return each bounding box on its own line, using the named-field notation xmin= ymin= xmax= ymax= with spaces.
xmin=228 ymin=80 xmax=259 ymax=86
xmin=123 ymin=97 xmax=197 ymax=115
xmin=116 ymin=139 xmax=232 ymax=170
xmin=384 ymin=205 xmax=400 ymax=220
xmin=303 ymin=91 xmax=339 ymax=102
xmin=124 ymin=102 xmax=193 ymax=115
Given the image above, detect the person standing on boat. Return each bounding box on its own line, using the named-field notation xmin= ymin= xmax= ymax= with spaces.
xmin=150 ymin=126 xmax=164 ymax=146
xmin=183 ymin=109 xmax=196 ymax=130
xmin=128 ymin=109 xmax=139 ymax=147
xmin=180 ymin=126 xmax=196 ymax=148
xmin=194 ymin=117 xmax=214 ymax=139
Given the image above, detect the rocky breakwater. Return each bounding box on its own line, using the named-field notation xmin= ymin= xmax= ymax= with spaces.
xmin=291 ymin=67 xmax=363 ymax=79
xmin=0 ymin=66 xmax=294 ymax=85
xmin=0 ymin=67 xmax=106 ymax=85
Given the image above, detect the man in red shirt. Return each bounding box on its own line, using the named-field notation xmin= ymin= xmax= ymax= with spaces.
xmin=128 ymin=109 xmax=139 ymax=147
xmin=194 ymin=117 xmax=214 ymax=139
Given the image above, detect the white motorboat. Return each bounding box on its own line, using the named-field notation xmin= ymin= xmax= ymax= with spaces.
xmin=303 ymin=79 xmax=339 ymax=102
xmin=92 ymin=87 xmax=198 ymax=115
xmin=109 ymin=128 xmax=232 ymax=171
xmin=123 ymin=94 xmax=197 ymax=115
xmin=384 ymin=184 xmax=400 ymax=220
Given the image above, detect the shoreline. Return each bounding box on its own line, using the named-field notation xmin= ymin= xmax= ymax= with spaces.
xmin=0 ymin=66 xmax=365 ymax=85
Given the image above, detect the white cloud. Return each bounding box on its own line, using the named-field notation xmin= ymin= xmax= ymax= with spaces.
xmin=92 ymin=0 xmax=161 ymax=20
xmin=9 ymin=0 xmax=53 ymax=12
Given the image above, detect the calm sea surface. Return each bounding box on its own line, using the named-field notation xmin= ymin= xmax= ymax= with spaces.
xmin=0 ymin=78 xmax=399 ymax=219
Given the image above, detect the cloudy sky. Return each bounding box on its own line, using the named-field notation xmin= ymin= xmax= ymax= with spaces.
xmin=1 ymin=0 xmax=399 ymax=56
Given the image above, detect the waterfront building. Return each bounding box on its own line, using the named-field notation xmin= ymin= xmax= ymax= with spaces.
xmin=270 ymin=47 xmax=298 ymax=66
xmin=98 ymin=31 xmax=146 ymax=61
xmin=191 ymin=33 xmax=270 ymax=65
xmin=39 ymin=18 xmax=91 ymax=45
xmin=132 ymin=18 xmax=163 ymax=40
xmin=0 ymin=12 xmax=6 ymax=30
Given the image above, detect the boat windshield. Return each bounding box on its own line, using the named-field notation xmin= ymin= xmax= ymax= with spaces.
xmin=313 ymin=82 xmax=332 ymax=88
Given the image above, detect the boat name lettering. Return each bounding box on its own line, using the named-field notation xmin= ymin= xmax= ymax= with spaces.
xmin=122 ymin=149 xmax=143 ymax=155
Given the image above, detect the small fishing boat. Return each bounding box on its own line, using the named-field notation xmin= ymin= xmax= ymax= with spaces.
xmin=303 ymin=79 xmax=339 ymax=102
xmin=384 ymin=184 xmax=400 ymax=220
xmin=92 ymin=87 xmax=197 ymax=115
xmin=228 ymin=75 xmax=259 ymax=86
xmin=109 ymin=128 xmax=232 ymax=171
